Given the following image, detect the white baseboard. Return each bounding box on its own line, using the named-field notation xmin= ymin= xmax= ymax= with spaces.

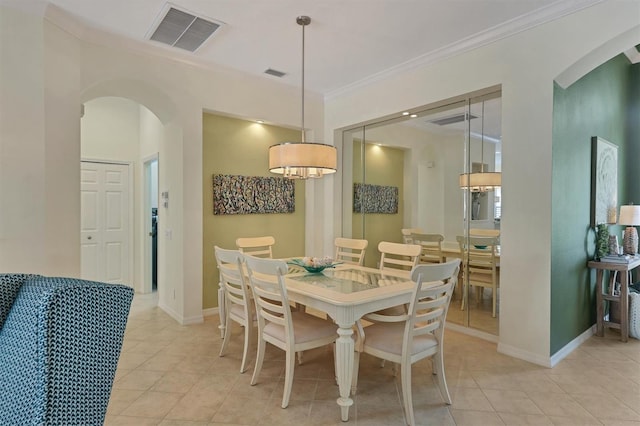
xmin=548 ymin=325 xmax=596 ymax=367
xmin=498 ymin=342 xmax=552 ymax=367
xmin=497 ymin=325 xmax=596 ymax=368
xmin=203 ymin=307 xmax=219 ymax=317
xmin=157 ymin=301 xmax=204 ymax=325
xmin=447 ymin=323 xmax=499 ymax=343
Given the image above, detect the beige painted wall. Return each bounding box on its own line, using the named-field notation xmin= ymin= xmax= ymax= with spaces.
xmin=202 ymin=113 xmax=305 ymax=309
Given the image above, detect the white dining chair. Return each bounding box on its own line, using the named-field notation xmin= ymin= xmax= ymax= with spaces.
xmin=243 ymin=254 xmax=339 ymax=409
xmin=411 ymin=233 xmax=445 ymax=264
xmin=353 ymin=260 xmax=460 ymax=426
xmin=373 ymin=241 xmax=422 ymax=336
xmin=457 ymin=235 xmax=500 ymax=317
xmin=214 ymin=246 xmax=255 ymax=373
xmin=334 ymin=237 xmax=368 ymax=266
xmin=378 ymin=241 xmax=421 ymax=276
xmin=236 ymin=236 xmax=276 ymax=258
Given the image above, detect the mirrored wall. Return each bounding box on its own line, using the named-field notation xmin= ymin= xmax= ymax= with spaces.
xmin=341 ymin=87 xmax=502 ymax=335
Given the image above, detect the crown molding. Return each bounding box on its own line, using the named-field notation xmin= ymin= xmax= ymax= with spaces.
xmin=325 ymin=0 xmax=603 ymax=100
xmin=40 ymin=0 xmax=603 ymax=101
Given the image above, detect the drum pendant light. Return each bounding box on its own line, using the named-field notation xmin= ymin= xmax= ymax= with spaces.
xmin=268 ymin=16 xmax=337 ymax=179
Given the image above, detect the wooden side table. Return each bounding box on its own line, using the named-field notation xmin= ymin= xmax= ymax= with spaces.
xmin=588 ymin=257 xmax=640 ymax=342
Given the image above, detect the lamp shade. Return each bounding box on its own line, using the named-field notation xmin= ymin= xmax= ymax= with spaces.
xmin=459 ymin=172 xmax=501 ymax=192
xmin=618 ymin=205 xmax=640 ymax=226
xmin=269 ymin=142 xmax=337 ymax=179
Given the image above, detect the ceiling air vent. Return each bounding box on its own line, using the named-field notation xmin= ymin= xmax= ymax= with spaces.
xmin=148 ymin=5 xmax=223 ymax=52
xmin=429 ymin=113 xmax=477 ymax=126
xmin=264 ymin=68 xmax=286 ymax=78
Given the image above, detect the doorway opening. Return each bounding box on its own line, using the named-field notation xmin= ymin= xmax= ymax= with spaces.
xmin=144 ymin=156 xmax=159 ymax=293
xmin=80 ymin=96 xmax=163 ymax=294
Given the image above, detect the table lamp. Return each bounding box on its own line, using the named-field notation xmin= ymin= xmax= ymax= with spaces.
xmin=618 ymin=204 xmax=640 ymax=255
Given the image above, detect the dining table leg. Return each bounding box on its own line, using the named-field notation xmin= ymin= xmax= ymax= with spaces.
xmin=335 ymin=322 xmax=355 ymax=421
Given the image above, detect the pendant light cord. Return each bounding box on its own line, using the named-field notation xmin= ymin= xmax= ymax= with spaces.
xmin=480 ymin=100 xmax=485 ymax=172
xmin=299 ymin=17 xmax=307 ymax=143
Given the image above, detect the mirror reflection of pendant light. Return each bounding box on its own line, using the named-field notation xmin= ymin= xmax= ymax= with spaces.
xmin=269 ymin=16 xmax=337 ymax=179
xmin=459 ymin=99 xmax=501 ymax=192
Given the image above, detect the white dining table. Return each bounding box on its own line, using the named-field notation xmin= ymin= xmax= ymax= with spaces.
xmin=283 ymin=265 xmax=415 ymax=421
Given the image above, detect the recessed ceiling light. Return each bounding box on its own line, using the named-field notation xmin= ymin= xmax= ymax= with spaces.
xmin=410 ymin=114 xmax=418 ymax=118
xmin=402 ymin=112 xmax=410 ymax=116
xmin=256 ymin=120 xmax=264 ymax=124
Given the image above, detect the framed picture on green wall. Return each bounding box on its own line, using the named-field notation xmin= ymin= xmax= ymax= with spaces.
xmin=591 ymin=136 xmax=618 ymax=226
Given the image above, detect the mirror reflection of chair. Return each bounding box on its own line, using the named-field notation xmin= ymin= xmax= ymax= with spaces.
xmin=353 ymin=260 xmax=460 ymax=426
xmin=334 ymin=237 xmax=368 ymax=266
xmin=214 ymin=246 xmax=255 ymax=373
xmin=469 ymin=228 xmax=500 ymax=238
xmin=243 ymin=254 xmax=338 ymax=409
xmin=457 ymin=235 xmax=500 ymax=317
xmin=378 ymin=241 xmax=421 ymax=276
xmin=401 ymin=228 xmax=424 ymax=244
xmin=411 ymin=233 xmax=445 ymax=264
xmin=235 ymin=236 xmax=275 ymax=258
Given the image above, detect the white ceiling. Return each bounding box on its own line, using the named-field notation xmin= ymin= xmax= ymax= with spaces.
xmin=34 ymin=0 xmax=601 ymax=96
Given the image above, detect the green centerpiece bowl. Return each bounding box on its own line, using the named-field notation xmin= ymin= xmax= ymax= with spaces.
xmin=288 ymin=258 xmax=340 ymax=273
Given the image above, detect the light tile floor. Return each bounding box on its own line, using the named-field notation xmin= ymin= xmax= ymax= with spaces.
xmin=106 ymin=293 xmax=640 ymax=425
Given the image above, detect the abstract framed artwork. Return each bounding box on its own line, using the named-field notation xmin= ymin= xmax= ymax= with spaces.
xmin=590 ymin=136 xmax=618 ymax=226
xmin=353 ymin=183 xmax=398 ymax=214
xmin=213 ymin=174 xmax=295 ymax=215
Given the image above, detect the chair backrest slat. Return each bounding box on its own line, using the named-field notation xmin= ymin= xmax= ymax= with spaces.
xmin=401 ymin=228 xmax=424 ymax=244
xmin=456 ymin=235 xmax=499 ymax=276
xmin=243 ymin=254 xmax=291 ymax=335
xmin=378 ymin=241 xmax=421 ymax=275
xmin=215 ymin=246 xmax=252 ymax=317
xmin=469 ymin=228 xmax=500 ymax=238
xmin=411 ymin=233 xmax=445 ymax=264
xmin=407 ymin=260 xmax=460 ymax=341
xmin=334 ymin=237 xmax=368 ymax=266
xmin=236 ymin=236 xmax=276 ymax=258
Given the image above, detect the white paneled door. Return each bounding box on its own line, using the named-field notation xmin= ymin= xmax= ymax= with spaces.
xmin=81 ymin=161 xmax=131 ymax=286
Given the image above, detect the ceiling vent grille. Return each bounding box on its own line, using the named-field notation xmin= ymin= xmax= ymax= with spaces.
xmin=148 ymin=6 xmax=222 ymax=52
xmin=429 ymin=113 xmax=477 ymax=126
xmin=264 ymin=68 xmax=286 ymax=78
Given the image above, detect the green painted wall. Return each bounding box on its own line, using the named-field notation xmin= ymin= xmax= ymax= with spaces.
xmin=202 ymin=113 xmax=305 ymax=309
xmin=551 ymin=54 xmax=633 ymax=354
xmin=352 ymin=140 xmax=405 ymax=268
xmin=628 ymin=63 xmax=640 ymax=204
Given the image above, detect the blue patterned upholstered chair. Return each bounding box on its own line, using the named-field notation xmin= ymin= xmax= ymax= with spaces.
xmin=0 ymin=274 xmax=134 ymax=426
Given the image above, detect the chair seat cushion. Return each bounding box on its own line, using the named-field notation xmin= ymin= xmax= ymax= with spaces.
xmin=264 ymin=312 xmax=337 ymax=344
xmin=364 ymin=322 xmax=437 ymax=357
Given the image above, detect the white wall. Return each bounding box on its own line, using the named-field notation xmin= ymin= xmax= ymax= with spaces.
xmin=81 ymin=97 xmax=140 ymax=160
xmin=0 ymin=6 xmax=82 ymax=276
xmin=326 ymin=1 xmax=640 ymax=364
